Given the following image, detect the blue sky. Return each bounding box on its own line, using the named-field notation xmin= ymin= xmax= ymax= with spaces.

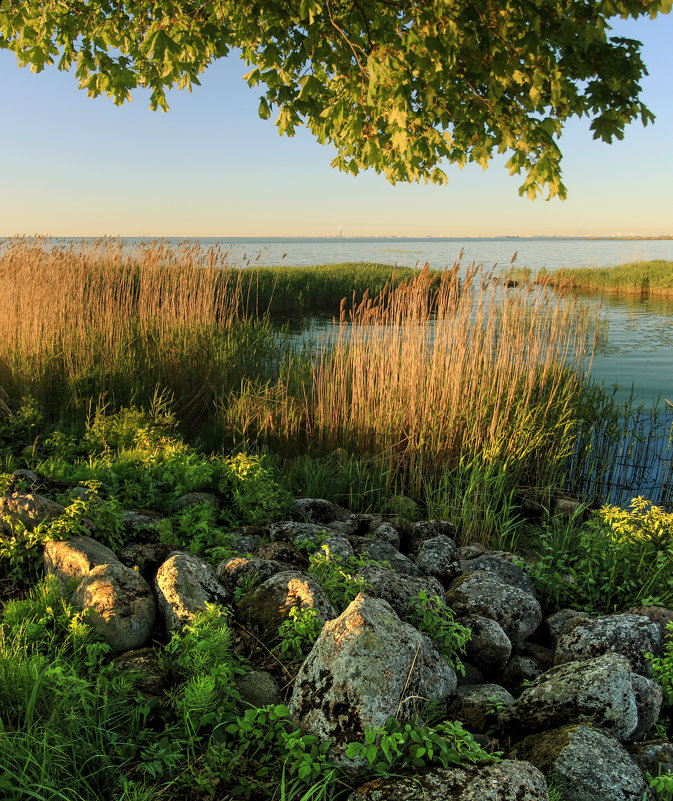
xmin=1 ymin=13 xmax=671 ymax=238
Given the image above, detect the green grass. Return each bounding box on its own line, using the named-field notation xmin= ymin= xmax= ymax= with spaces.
xmin=532 ymin=260 xmax=673 ymax=298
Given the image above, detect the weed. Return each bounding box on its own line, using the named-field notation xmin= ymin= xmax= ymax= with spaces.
xmin=277 ymin=606 xmax=325 ymax=661
xmin=405 ymin=590 xmax=471 ymax=674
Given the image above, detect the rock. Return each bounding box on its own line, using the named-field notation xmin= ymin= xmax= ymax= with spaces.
xmin=628 ymin=606 xmax=673 ymax=647
xmin=355 ymin=563 xmax=445 ymax=619
xmin=415 ymin=535 xmax=462 ymax=588
xmin=215 ymin=556 xmax=288 ymax=595
xmin=511 ymin=724 xmax=648 ymax=801
xmin=499 ymin=652 xmax=638 ymax=741
xmin=288 ymin=594 xmax=457 ymax=769
xmin=370 ymin=522 xmax=400 ymax=550
xmin=73 ymin=562 xmax=156 ymax=653
xmin=347 ymin=760 xmax=549 ymax=801
xmin=236 ymin=570 xmax=336 ymax=640
xmin=446 ymin=684 xmax=515 ymax=734
xmin=173 ymin=492 xmax=221 ymax=512
xmin=112 ymin=647 xmax=164 ymax=695
xmin=405 ymin=520 xmax=457 ymax=556
xmin=554 ymin=613 xmax=661 ymax=676
xmin=44 ymin=535 xmax=118 ymax=581
xmin=121 ymin=509 xmax=163 ymax=540
xmin=459 ymin=542 xmax=488 ymax=561
xmin=544 ymin=608 xmax=590 ymax=649
xmin=235 ymin=670 xmax=283 ymax=708
xmin=154 ymin=551 xmax=231 ymax=636
xmin=628 ymin=739 xmax=673 ymax=777
xmin=446 ymin=571 xmax=542 ymax=644
xmin=457 ymin=662 xmax=485 ymax=686
xmin=551 ymin=496 xmax=584 ymax=517
xmin=8 ymin=469 xmax=64 ymax=494
xmin=117 ymin=542 xmax=175 ymax=583
xmin=382 ymin=494 xmax=419 ymax=521
xmin=316 ymin=535 xmax=354 ymax=560
xmin=355 ymin=539 xmax=422 ymax=577
xmin=515 ymin=641 xmax=555 ymax=672
xmin=292 ymin=498 xmax=359 ymax=534
xmin=0 ymin=492 xmax=65 ymax=533
xmin=269 ymin=521 xmax=337 ymax=547
xmin=628 ymin=673 xmax=663 ymax=742
xmin=463 ymin=553 xmax=536 ymax=596
xmin=254 ymin=540 xmax=309 ymax=569
xmin=228 ymin=526 xmax=267 ymax=555
xmin=461 ymin=614 xmax=512 ymax=675
xmin=501 ymin=656 xmax=543 ymax=697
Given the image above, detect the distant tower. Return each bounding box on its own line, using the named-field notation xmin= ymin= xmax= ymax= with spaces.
xmin=338 ymin=225 xmax=343 ymax=238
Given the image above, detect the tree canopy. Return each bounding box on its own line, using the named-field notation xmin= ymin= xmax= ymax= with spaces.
xmin=1 ymin=0 xmax=670 ymax=198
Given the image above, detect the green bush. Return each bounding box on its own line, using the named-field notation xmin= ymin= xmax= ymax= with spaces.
xmin=405 ymin=590 xmax=471 ymax=674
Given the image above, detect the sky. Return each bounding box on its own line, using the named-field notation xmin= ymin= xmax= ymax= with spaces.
xmin=0 ymin=13 xmax=671 ymax=238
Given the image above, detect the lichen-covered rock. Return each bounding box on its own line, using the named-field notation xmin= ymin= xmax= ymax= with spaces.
xmin=544 ymin=608 xmax=590 ymax=648
xmin=627 ymin=606 xmax=673 ymax=647
xmin=459 ymin=542 xmax=488 ymax=561
xmin=628 ymin=673 xmax=663 ymax=742
xmin=511 ymin=724 xmax=648 ymax=801
xmin=73 ymin=562 xmax=156 ymax=653
xmin=173 ymin=492 xmax=221 ymax=512
xmin=288 ymin=594 xmax=457 ymax=769
xmin=228 ymin=526 xmax=267 ymax=555
xmin=463 ymin=553 xmax=536 ymax=596
xmin=44 ymin=535 xmax=118 ymax=581
xmin=499 ymin=652 xmax=638 ymax=741
xmin=215 ymin=556 xmax=288 ymax=595
xmin=415 ymin=535 xmax=462 ymax=588
xmin=355 ymin=563 xmax=445 ymax=618
xmin=370 ymin=522 xmax=400 ymax=550
xmin=515 ymin=641 xmax=555 ymax=672
xmin=461 ymin=614 xmax=512 ymax=675
xmin=117 ymin=542 xmax=176 ymax=583
xmin=154 ymin=551 xmax=231 ymax=635
xmin=236 ymin=570 xmax=337 ymax=640
xmin=501 ymin=656 xmax=542 ymax=697
xmin=446 ymin=571 xmax=542 ymax=644
xmin=235 ymin=670 xmax=282 ymax=708
xmin=316 ymin=535 xmax=354 ymax=560
xmin=269 ymin=520 xmax=337 ymax=546
xmin=554 ymin=613 xmax=661 ymax=676
xmin=628 ymin=739 xmax=673 ymax=777
xmin=292 ymin=498 xmax=359 ymax=534
xmin=112 ymin=647 xmax=164 ymax=695
xmin=1 ymin=492 xmax=65 ymax=533
xmin=254 ymin=540 xmax=309 ymax=569
xmin=446 ymin=684 xmax=515 ymax=734
xmin=121 ymin=509 xmax=163 ymax=540
xmin=355 ymin=539 xmax=422 ymax=577
xmin=405 ymin=520 xmax=457 ymax=556
xmin=347 ymin=760 xmax=549 ymax=801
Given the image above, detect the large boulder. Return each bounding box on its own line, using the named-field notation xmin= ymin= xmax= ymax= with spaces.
xmin=347 ymin=760 xmax=548 ymax=801
xmin=215 ymin=556 xmax=288 ymax=595
xmin=44 ymin=535 xmax=118 ymax=582
xmin=446 ymin=571 xmax=542 ymax=644
xmin=628 ymin=739 xmax=673 ymax=778
xmin=462 ymin=553 xmax=536 ymax=596
xmin=544 ymin=608 xmax=590 ymax=649
xmin=72 ymin=561 xmax=156 ymax=653
xmin=405 ymin=520 xmax=457 ymax=556
xmin=499 ymin=652 xmax=638 ymax=741
xmin=1 ymin=492 xmax=65 ymax=533
xmin=628 ymin=673 xmax=663 ymax=742
xmin=235 ymin=570 xmax=337 ymax=640
xmin=288 ymin=594 xmax=457 ymax=768
xmin=446 ymin=683 xmax=515 ymax=734
xmin=292 ymin=498 xmax=359 ymax=534
xmin=355 ymin=563 xmax=445 ymax=619
xmin=554 ymin=614 xmax=661 ymax=676
xmin=511 ymin=724 xmax=648 ymax=801
xmin=414 ymin=535 xmax=462 ymax=588
xmin=355 ymin=539 xmax=422 ymax=577
xmin=154 ymin=551 xmax=231 ymax=635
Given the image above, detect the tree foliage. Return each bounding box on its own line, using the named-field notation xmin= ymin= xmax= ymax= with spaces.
xmin=0 ymin=0 xmax=670 ymax=197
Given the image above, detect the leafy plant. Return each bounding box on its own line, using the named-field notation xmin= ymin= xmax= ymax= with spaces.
xmin=647 ymin=622 xmax=673 ymax=708
xmin=219 ymin=451 xmax=292 ymax=524
xmin=405 ymin=590 xmax=471 ymax=674
xmin=648 ymin=770 xmax=673 ymax=801
xmin=345 ymin=717 xmax=494 ymax=775
xmin=308 ymin=547 xmax=375 ymax=613
xmin=277 ymin=606 xmax=324 ymax=661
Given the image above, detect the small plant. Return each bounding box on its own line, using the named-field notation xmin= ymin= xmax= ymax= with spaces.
xmin=277 ymin=606 xmax=324 ymax=661
xmin=647 ymin=622 xmax=673 ymax=707
xmin=219 ymin=451 xmax=292 ymax=524
xmin=648 ymin=770 xmax=673 ymax=800
xmin=344 ymin=717 xmax=494 ymax=775
xmin=308 ymin=547 xmax=374 ymax=613
xmin=405 ymin=590 xmax=471 ymax=673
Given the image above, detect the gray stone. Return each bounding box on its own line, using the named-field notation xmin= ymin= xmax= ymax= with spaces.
xmin=406 ymin=520 xmax=457 ymax=556
xmin=461 ymin=614 xmax=512 ymax=675
xmin=173 ymin=492 xmax=220 ymax=512
xmin=73 ymin=561 xmax=156 ymax=653
xmin=269 ymin=520 xmax=336 ymax=546
xmin=314 ymin=535 xmax=354 ymax=560
xmin=236 ymin=570 xmax=336 ymax=640
xmin=463 ymin=553 xmax=536 ymax=596
xmin=356 ymin=563 xmax=445 ymax=619
xmin=347 ymin=760 xmax=549 ymax=801
xmin=459 ymin=542 xmax=488 ymax=561
xmin=501 ymin=656 xmax=542 ymax=697
xmin=515 ymin=641 xmax=555 ymax=672
xmin=117 ymin=542 xmax=176 ymax=583
xmin=154 ymin=551 xmax=231 ymax=635
xmin=370 ymin=522 xmax=400 ymax=549
xmin=628 ymin=673 xmax=663 ymax=742
xmin=215 ymin=556 xmax=288 ymax=595
xmin=628 ymin=739 xmax=673 ymax=778
xmin=446 ymin=571 xmax=542 ymax=644
xmin=511 ymin=724 xmax=648 ymax=801
xmin=44 ymin=535 xmax=118 ymax=582
xmin=554 ymin=613 xmax=661 ymax=676
xmin=292 ymin=498 xmax=358 ymax=533
xmin=552 ymin=496 xmax=584 ymax=517
xmin=356 ymin=539 xmax=422 ymax=577
xmin=122 ymin=509 xmax=163 ymax=539
xmin=1 ymin=492 xmax=65 ymax=533
xmin=446 ymin=684 xmax=515 ymax=734
xmin=235 ymin=670 xmax=283 ymax=708
xmin=415 ymin=535 xmax=462 ymax=588
xmin=499 ymin=652 xmax=638 ymax=741
xmin=627 ymin=605 xmax=673 ymax=648
xmin=289 ymin=593 xmax=457 ymax=769
xmin=112 ymin=647 xmax=164 ymax=695
xmin=544 ymin=608 xmax=590 ymax=649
